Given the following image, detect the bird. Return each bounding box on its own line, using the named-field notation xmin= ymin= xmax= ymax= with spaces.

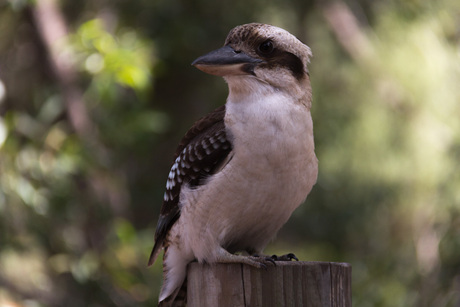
xmin=148 ymin=23 xmax=318 ymax=306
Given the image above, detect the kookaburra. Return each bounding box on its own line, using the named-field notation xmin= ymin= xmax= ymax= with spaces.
xmin=148 ymin=23 xmax=318 ymax=306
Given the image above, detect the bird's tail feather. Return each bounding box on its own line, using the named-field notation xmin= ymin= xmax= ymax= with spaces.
xmin=158 ymin=246 xmax=189 ymax=306
xmin=158 ymin=279 xmax=187 ymax=307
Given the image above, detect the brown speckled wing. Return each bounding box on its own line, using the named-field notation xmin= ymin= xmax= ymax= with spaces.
xmin=148 ymin=105 xmax=233 ymax=266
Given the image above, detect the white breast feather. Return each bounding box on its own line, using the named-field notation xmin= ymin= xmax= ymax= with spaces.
xmin=172 ymin=79 xmax=318 ymax=263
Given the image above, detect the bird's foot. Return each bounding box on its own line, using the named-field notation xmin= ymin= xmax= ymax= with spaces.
xmin=249 ymin=254 xmax=277 ymax=267
xmin=216 ymin=248 xmax=276 ymax=269
xmin=270 ymin=253 xmax=299 ymax=262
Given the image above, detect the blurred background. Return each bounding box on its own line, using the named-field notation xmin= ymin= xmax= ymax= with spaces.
xmin=1 ymin=0 xmax=460 ymax=306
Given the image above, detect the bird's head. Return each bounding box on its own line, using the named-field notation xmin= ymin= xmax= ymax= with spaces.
xmin=192 ymin=23 xmax=312 ymax=105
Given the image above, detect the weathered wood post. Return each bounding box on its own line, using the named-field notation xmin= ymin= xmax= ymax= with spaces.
xmin=187 ymin=261 xmax=351 ymax=307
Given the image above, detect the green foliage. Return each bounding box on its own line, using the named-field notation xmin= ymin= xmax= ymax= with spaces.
xmin=72 ymin=18 xmax=153 ymax=94
xmin=1 ymin=0 xmax=460 ymax=306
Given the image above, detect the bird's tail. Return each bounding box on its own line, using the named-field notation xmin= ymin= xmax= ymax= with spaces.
xmin=158 ymin=246 xmax=190 ymax=307
xmin=158 ymin=280 xmax=187 ymax=307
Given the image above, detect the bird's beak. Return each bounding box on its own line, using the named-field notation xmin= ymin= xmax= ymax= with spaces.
xmin=192 ymin=45 xmax=262 ymax=76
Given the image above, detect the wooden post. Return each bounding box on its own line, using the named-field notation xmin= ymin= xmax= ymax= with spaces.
xmin=187 ymin=261 xmax=351 ymax=307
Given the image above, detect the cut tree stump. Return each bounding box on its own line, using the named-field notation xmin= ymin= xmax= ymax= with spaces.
xmin=187 ymin=261 xmax=351 ymax=307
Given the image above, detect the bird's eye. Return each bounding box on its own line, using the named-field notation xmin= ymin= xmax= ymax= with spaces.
xmin=258 ymin=40 xmax=274 ymax=55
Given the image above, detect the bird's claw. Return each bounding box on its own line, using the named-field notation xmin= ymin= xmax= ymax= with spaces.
xmin=271 ymin=253 xmax=299 ymax=262
xmin=250 ymin=253 xmax=299 ymax=267
xmin=263 ymin=256 xmax=277 ymax=266
xmin=250 ymin=254 xmax=277 ymax=268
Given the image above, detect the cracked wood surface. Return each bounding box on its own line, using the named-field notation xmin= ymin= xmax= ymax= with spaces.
xmin=187 ymin=261 xmax=351 ymax=307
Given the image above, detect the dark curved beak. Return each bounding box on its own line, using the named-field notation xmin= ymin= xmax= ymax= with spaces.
xmin=192 ymin=45 xmax=262 ymax=76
